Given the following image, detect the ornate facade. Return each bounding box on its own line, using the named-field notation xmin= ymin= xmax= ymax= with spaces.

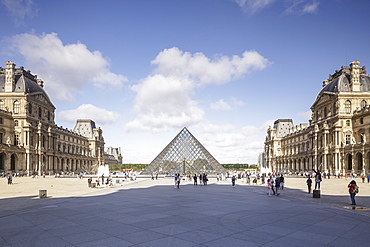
xmin=265 ymin=61 xmax=370 ymax=175
xmin=0 ymin=61 xmax=109 ymax=175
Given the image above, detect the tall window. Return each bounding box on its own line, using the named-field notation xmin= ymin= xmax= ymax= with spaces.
xmin=324 ymin=107 xmax=327 ymax=118
xmin=0 ymin=133 xmax=3 ymax=144
xmin=28 ymin=103 xmax=32 ymax=114
xmin=333 ymin=103 xmax=337 ymax=115
xmin=361 ymin=100 xmax=367 ymax=108
xmin=345 ymin=100 xmax=351 ymax=114
xmin=14 ymin=120 xmax=18 ymax=126
xmin=346 ymin=120 xmax=351 ymax=126
xmin=38 ymin=107 xmax=42 ymax=118
xmin=14 ymin=134 xmax=19 ymax=146
xmin=13 ymin=101 xmax=20 ymax=114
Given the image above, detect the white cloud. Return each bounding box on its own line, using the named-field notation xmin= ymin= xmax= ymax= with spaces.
xmin=211 ymin=99 xmax=232 ymax=111
xmin=58 ymin=104 xmax=119 ymax=124
xmin=284 ymin=0 xmax=320 ymax=15
xmin=297 ymin=110 xmax=311 ymax=120
xmin=303 ymin=1 xmax=319 ymax=14
xmin=125 ymin=47 xmax=269 ymax=132
xmin=125 ymin=74 xmax=204 ymax=132
xmin=152 ymin=47 xmax=270 ymax=86
xmin=210 ymin=97 xmax=244 ymax=111
xmin=6 ymin=32 xmax=127 ymax=101
xmin=231 ymin=97 xmax=245 ymax=107
xmin=234 ymin=0 xmax=320 ymax=16
xmin=1 ymin=0 xmax=37 ymax=26
xmin=195 ymin=120 xmax=273 ymax=163
xmin=234 ymin=0 xmax=276 ymax=15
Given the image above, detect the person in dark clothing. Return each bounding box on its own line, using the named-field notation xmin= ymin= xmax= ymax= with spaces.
xmin=279 ymin=175 xmax=285 ymax=190
xmin=193 ymin=174 xmax=198 ymax=186
xmin=231 ymin=176 xmax=236 ymax=187
xmin=348 ymin=180 xmax=358 ymax=205
xmin=275 ymin=177 xmax=281 ymax=196
xmin=306 ymin=176 xmax=312 ymax=193
xmin=203 ymin=174 xmax=208 ymax=186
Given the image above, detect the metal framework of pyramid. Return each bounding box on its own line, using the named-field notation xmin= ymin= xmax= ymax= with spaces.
xmin=142 ymin=127 xmax=227 ymax=176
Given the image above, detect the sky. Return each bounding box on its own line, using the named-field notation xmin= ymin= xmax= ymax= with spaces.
xmin=0 ymin=0 xmax=369 ymax=164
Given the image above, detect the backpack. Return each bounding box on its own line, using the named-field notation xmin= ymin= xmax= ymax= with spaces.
xmin=354 ymin=185 xmax=359 ymax=194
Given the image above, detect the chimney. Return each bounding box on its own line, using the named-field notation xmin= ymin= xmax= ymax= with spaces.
xmin=350 ymin=61 xmax=361 ymax=91
xmin=4 ymin=61 xmax=15 ymax=92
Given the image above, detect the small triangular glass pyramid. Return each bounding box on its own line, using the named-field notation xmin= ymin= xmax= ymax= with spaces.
xmin=142 ymin=127 xmax=227 ymax=176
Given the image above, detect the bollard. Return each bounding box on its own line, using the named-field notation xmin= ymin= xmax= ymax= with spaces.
xmin=39 ymin=190 xmax=47 ymax=198
xmin=313 ymin=190 xmax=320 ymax=198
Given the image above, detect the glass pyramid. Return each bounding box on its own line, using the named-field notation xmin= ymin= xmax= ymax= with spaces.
xmin=142 ymin=127 xmax=227 ymax=176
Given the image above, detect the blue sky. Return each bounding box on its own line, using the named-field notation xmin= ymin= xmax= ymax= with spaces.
xmin=0 ymin=0 xmax=369 ymax=164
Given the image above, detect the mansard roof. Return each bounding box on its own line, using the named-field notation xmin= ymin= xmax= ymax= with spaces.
xmin=0 ymin=68 xmax=47 ymax=94
xmin=317 ymin=62 xmax=370 ymax=97
xmin=318 ymin=73 xmax=370 ymax=96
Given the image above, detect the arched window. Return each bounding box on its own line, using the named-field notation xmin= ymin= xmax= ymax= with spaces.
xmin=10 ymin=154 xmax=15 ymax=170
xmin=0 ymin=100 xmax=4 ymax=110
xmin=13 ymin=101 xmax=20 ymax=114
xmin=14 ymin=120 xmax=18 ymax=126
xmin=361 ymin=100 xmax=367 ymax=108
xmin=346 ymin=120 xmax=351 ymax=126
xmin=345 ymin=100 xmax=351 ymax=114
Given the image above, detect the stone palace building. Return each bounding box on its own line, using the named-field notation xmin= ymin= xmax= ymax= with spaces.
xmin=0 ymin=61 xmax=121 ymax=176
xmin=265 ymin=61 xmax=370 ymax=176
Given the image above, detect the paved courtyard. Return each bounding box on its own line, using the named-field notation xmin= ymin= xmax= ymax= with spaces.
xmin=0 ymin=176 xmax=369 ymax=246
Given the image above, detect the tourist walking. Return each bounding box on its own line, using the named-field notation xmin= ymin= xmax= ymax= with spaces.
xmin=199 ymin=174 xmax=203 ymax=185
xmin=88 ymin=177 xmax=92 ymax=187
xmin=174 ymin=174 xmax=178 ymax=188
xmin=193 ymin=174 xmax=198 ymax=185
xmin=176 ymin=174 xmax=181 ymax=189
xmin=348 ymin=180 xmax=359 ymax=205
xmin=203 ymin=174 xmax=208 ymax=186
xmin=7 ymin=174 xmax=12 ymax=184
xmin=270 ymin=177 xmax=275 ymax=195
xmin=279 ymin=175 xmax=285 ymax=190
xmin=306 ymin=176 xmax=312 ymax=193
xmin=267 ymin=179 xmax=272 ymax=196
xmin=275 ymin=177 xmax=281 ymax=196
xmin=231 ymin=176 xmax=236 ymax=187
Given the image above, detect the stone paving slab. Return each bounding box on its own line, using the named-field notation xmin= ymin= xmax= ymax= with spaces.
xmin=0 ymin=176 xmax=369 ymax=246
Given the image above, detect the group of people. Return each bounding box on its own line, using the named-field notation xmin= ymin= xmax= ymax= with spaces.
xmin=267 ymin=175 xmax=285 ymax=196
xmin=305 ymin=170 xmax=360 ymax=205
